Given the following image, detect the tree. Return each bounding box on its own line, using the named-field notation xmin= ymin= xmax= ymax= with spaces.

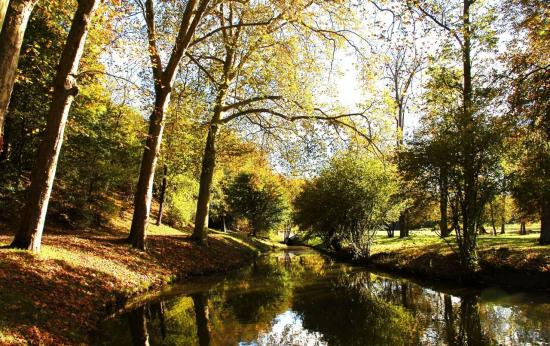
xmin=127 ymin=0 xmax=211 ymax=250
xmin=408 ymin=0 xmax=503 ymax=273
xmin=225 ymin=172 xmax=290 ymax=236
xmin=188 ymin=1 xmax=372 ymax=244
xmin=294 ymin=151 xmax=404 ymax=258
xmin=504 ymin=0 xmax=550 ymax=245
xmin=10 ymin=0 xmax=102 ymax=252
xmin=0 ymin=0 xmax=39 ymax=154
xmin=384 ymin=42 xmax=424 ymax=238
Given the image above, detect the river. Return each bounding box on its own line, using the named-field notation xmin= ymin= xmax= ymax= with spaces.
xmin=93 ymin=247 xmax=550 ymax=345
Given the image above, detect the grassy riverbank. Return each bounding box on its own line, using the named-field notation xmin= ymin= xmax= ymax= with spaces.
xmin=351 ymin=227 xmax=550 ymax=290
xmin=0 ymin=216 xmax=281 ymax=345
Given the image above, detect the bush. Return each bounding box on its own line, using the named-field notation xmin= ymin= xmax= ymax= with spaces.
xmin=294 ymin=151 xmax=405 ymax=258
xmin=165 ymin=175 xmax=199 ymax=229
xmin=225 ymin=172 xmax=290 ymax=236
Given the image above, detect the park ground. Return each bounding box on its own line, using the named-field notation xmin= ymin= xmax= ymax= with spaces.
xmin=0 ymin=213 xmax=283 ymax=345
xmin=364 ymin=224 xmax=550 ymax=289
xmin=1 ymin=219 xmax=549 ymax=345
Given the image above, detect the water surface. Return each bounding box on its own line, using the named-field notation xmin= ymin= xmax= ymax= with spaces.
xmin=94 ymin=248 xmax=550 ymax=345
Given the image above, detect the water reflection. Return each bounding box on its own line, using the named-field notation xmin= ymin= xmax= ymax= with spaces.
xmin=94 ymin=249 xmax=550 ymax=346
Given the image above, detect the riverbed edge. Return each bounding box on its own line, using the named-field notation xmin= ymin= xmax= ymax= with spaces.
xmin=310 ymin=245 xmax=550 ymax=292
xmin=0 ymin=228 xmax=283 ymax=345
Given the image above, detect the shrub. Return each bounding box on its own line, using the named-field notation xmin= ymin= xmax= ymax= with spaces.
xmin=294 ymin=151 xmax=405 ymax=258
xmin=225 ymin=172 xmax=290 ymax=236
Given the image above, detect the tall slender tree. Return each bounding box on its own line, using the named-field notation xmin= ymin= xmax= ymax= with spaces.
xmin=188 ymin=2 xmax=372 ymax=244
xmin=127 ymin=0 xmax=211 ymax=250
xmin=11 ymin=0 xmax=102 ymax=252
xmin=0 ymin=0 xmax=39 ymax=154
xmin=408 ymin=0 xmax=502 ymax=272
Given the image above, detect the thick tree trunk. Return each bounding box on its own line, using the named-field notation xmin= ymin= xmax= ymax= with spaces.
xmin=440 ymin=166 xmax=451 ymax=237
xmin=539 ymin=198 xmax=550 ymax=245
xmin=11 ymin=0 xmax=100 ymax=252
xmin=156 ymin=164 xmax=168 ymax=226
xmin=192 ymin=62 xmax=229 ymax=244
xmin=0 ymin=0 xmax=38 ymax=154
xmin=128 ymin=91 xmax=170 ymax=249
xmin=191 ymin=293 xmax=211 ymax=346
xmin=192 ymin=122 xmax=220 ymax=245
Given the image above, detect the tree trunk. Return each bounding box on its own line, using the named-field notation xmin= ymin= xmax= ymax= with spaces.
xmin=191 ymin=293 xmax=211 ymax=346
xmin=192 ymin=68 xmax=229 ymax=244
xmin=128 ymin=0 xmax=209 ymax=249
xmin=156 ymin=164 xmax=168 ymax=226
xmin=459 ymin=0 xmax=479 ymax=274
xmin=128 ymin=91 xmax=170 ymax=249
xmin=519 ymin=221 xmax=526 ymax=235
xmin=192 ymin=122 xmax=220 ymax=245
xmin=440 ymin=165 xmax=450 ymax=237
xmin=399 ymin=212 xmax=408 ymax=238
xmin=0 ymin=0 xmax=38 ymax=154
xmin=500 ymin=195 xmax=506 ymax=234
xmin=387 ymin=223 xmax=395 ymax=238
xmin=11 ymin=0 xmax=100 ymax=252
xmin=489 ymin=202 xmax=497 ymax=236
xmin=0 ymin=0 xmax=9 ymax=28
xmin=539 ymin=198 xmax=550 ymax=245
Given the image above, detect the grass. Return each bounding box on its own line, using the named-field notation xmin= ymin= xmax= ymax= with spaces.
xmin=365 ymin=223 xmax=550 ymax=287
xmin=372 ymin=226 xmax=547 ymax=255
xmin=0 ymin=214 xmax=281 ymax=345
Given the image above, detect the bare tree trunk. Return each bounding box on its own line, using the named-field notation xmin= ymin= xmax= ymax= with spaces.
xmin=10 ymin=0 xmax=100 ymax=252
xmin=540 ymin=197 xmax=550 ymax=245
xmin=0 ymin=0 xmax=38 ymax=154
xmin=156 ymin=164 xmax=168 ymax=226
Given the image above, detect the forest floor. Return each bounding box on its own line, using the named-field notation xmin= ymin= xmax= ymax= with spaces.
xmin=367 ymin=227 xmax=550 ymax=290
xmin=0 ymin=215 xmax=282 ymax=345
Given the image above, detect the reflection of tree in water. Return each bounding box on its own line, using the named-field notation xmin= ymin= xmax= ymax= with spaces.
xmin=98 ymin=251 xmax=549 ymax=346
xmin=292 ymin=271 xmax=418 ymax=345
xmin=128 ymin=306 xmax=150 ymax=346
xmin=191 ymin=293 xmax=211 ymax=346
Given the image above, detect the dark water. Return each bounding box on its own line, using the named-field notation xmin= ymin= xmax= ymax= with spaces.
xmin=94 ymin=248 xmax=550 ymax=345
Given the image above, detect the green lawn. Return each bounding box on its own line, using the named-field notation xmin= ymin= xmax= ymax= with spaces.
xmin=372 ymin=223 xmax=548 ymax=256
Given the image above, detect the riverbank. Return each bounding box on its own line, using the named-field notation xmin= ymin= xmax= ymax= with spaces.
xmin=317 ymin=230 xmax=550 ymax=291
xmin=0 ymin=217 xmax=282 ymax=345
